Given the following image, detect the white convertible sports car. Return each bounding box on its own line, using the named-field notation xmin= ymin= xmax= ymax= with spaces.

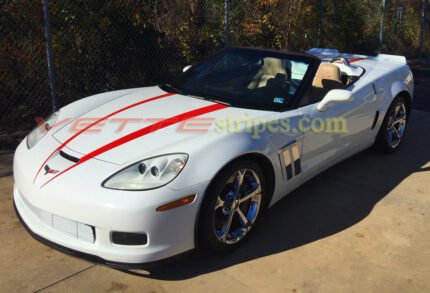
xmin=13 ymin=47 xmax=413 ymax=268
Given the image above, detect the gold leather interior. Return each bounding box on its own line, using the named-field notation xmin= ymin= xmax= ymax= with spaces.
xmin=312 ymin=63 xmax=342 ymax=88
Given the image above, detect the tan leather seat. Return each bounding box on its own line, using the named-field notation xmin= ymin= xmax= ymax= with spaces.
xmin=312 ymin=63 xmax=342 ymax=88
xmin=248 ymin=57 xmax=286 ymax=89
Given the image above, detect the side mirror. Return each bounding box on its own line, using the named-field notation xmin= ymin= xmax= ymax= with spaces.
xmin=317 ymin=89 xmax=353 ymax=112
xmin=183 ymin=65 xmax=192 ymax=72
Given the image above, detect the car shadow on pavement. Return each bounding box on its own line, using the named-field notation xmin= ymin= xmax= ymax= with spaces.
xmin=120 ymin=111 xmax=430 ymax=280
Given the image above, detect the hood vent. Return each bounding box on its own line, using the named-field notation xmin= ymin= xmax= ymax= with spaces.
xmin=59 ymin=150 xmax=80 ymax=163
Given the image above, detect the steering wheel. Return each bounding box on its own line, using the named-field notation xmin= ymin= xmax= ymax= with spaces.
xmin=276 ymin=69 xmax=299 ymax=90
xmin=287 ymin=79 xmax=299 ymax=90
xmin=330 ymin=57 xmax=351 ymax=67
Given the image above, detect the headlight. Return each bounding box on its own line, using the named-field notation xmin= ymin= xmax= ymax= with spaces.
xmin=102 ymin=153 xmax=188 ymax=190
xmin=27 ymin=111 xmax=59 ymax=149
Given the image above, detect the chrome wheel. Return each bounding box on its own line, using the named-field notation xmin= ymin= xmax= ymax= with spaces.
xmin=213 ymin=169 xmax=262 ymax=245
xmin=386 ymin=102 xmax=407 ymax=149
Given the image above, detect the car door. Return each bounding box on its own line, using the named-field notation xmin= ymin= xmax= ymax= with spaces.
xmin=298 ymin=82 xmax=379 ymax=179
xmin=261 ymin=58 xmax=322 ymax=203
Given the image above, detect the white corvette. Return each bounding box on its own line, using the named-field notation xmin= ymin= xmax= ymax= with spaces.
xmin=13 ymin=47 xmax=413 ymax=268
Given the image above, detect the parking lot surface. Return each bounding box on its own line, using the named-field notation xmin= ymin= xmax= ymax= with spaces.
xmin=1 ymin=108 xmax=430 ymax=292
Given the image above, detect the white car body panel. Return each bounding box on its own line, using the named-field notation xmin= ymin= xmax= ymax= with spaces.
xmin=13 ymin=48 xmax=414 ymax=265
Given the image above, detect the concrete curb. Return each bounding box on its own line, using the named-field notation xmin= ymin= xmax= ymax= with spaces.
xmin=0 ymin=170 xmax=12 ymax=178
xmin=0 ymin=152 xmax=14 ymax=178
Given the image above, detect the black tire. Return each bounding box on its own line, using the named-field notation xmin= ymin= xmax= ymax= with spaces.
xmin=198 ymin=159 xmax=266 ymax=252
xmin=374 ymin=96 xmax=410 ymax=153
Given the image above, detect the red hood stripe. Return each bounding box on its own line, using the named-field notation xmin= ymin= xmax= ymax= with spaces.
xmin=33 ymin=92 xmax=175 ymax=183
xmin=349 ymin=58 xmax=366 ymax=63
xmin=40 ymin=103 xmax=228 ymax=188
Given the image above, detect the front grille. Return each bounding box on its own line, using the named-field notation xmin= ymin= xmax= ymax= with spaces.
xmin=21 ymin=195 xmax=95 ymax=243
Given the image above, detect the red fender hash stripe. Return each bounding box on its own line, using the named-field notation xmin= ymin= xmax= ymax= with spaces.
xmin=40 ymin=103 xmax=228 ymax=188
xmin=33 ymin=92 xmax=175 ymax=183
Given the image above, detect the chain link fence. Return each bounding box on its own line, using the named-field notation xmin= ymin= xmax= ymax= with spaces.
xmin=1 ymin=1 xmax=51 ymax=145
xmin=1 ymin=0 xmax=429 ymax=148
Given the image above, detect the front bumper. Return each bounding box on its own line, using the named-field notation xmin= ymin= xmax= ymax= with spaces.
xmin=13 ymin=139 xmax=210 ymax=266
xmin=13 ymin=183 xmax=207 ymax=266
xmin=13 ymin=200 xmax=192 ymax=269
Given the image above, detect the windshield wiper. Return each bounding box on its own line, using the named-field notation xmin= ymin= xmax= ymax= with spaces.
xmin=211 ymin=99 xmax=231 ymax=106
xmin=161 ymin=84 xmax=231 ymax=106
xmin=159 ymin=83 xmax=187 ymax=95
xmin=189 ymin=95 xmax=231 ymax=107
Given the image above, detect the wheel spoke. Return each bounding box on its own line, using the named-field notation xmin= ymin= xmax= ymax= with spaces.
xmin=393 ymin=118 xmax=406 ymax=125
xmin=233 ymin=169 xmax=246 ymax=197
xmin=215 ymin=196 xmax=224 ymax=210
xmin=394 ymin=105 xmax=401 ymax=117
xmin=237 ymin=207 xmax=249 ymax=226
xmin=219 ymin=211 xmax=235 ymax=243
xmin=392 ymin=127 xmax=401 ymax=140
xmin=393 ymin=112 xmax=406 ymax=125
xmin=239 ymin=185 xmax=261 ymax=203
xmin=388 ymin=129 xmax=394 ymax=144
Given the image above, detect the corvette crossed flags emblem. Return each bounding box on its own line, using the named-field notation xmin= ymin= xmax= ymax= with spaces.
xmin=44 ymin=165 xmax=59 ymax=175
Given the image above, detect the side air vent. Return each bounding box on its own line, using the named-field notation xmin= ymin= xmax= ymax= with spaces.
xmin=59 ymin=150 xmax=80 ymax=163
xmin=279 ymin=140 xmax=302 ymax=181
xmin=371 ymin=111 xmax=380 ymax=130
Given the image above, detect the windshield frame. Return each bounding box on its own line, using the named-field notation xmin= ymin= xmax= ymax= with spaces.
xmin=161 ymin=47 xmax=321 ymax=112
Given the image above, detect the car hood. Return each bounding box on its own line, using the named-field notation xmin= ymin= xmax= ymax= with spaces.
xmin=53 ymin=86 xmax=273 ymax=165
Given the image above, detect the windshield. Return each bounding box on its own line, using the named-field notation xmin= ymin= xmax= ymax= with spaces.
xmin=161 ymin=47 xmax=319 ymax=111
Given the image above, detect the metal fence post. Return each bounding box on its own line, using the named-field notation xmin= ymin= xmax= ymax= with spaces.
xmin=379 ymin=0 xmax=386 ymax=53
xmin=42 ymin=0 xmax=58 ymax=112
xmin=224 ymin=0 xmax=230 ymax=47
xmin=317 ymin=0 xmax=323 ymax=47
xmin=420 ymin=0 xmax=426 ymax=57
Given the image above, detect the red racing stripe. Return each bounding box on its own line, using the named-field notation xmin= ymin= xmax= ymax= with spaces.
xmin=40 ymin=103 xmax=228 ymax=189
xmin=349 ymin=58 xmax=366 ymax=63
xmin=33 ymin=92 xmax=175 ymax=183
